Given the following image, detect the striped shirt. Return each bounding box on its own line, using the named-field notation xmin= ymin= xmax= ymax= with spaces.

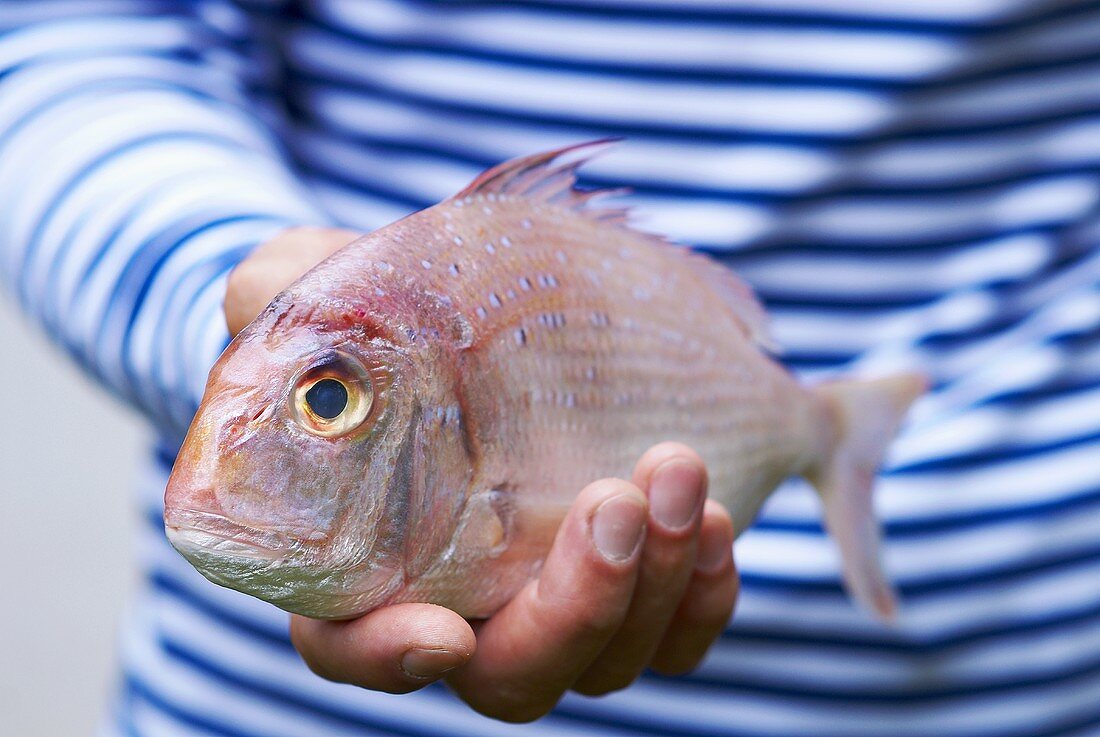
xmin=2 ymin=1 xmax=1100 ymax=735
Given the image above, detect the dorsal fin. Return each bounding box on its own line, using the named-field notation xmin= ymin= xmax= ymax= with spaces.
xmin=454 ymin=139 xmax=630 ymax=223
xmin=457 ymin=140 xmax=778 ymax=352
xmin=672 ymin=247 xmax=780 ymax=353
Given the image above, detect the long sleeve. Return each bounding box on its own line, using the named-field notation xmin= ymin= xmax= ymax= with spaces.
xmin=0 ymin=2 xmax=329 ymax=436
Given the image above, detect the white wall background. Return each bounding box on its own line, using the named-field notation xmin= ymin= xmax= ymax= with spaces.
xmin=0 ymin=302 xmax=142 ymax=736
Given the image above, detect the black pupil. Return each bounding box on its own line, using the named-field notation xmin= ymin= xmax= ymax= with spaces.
xmin=305 ymin=379 xmax=348 ymax=420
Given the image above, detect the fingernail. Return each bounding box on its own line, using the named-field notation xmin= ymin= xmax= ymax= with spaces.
xmin=696 ymin=530 xmax=731 ymax=575
xmin=592 ymin=493 xmax=647 ymax=562
xmin=650 ymin=462 xmax=704 ymax=531
xmin=400 ymin=648 xmax=465 ymax=680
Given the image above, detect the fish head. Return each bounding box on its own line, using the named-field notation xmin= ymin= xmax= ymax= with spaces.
xmin=164 ymin=279 xmax=455 ymax=619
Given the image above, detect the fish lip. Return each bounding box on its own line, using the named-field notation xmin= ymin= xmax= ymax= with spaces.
xmin=167 ymin=524 xmax=290 ymax=562
xmin=164 ymin=508 xmax=321 ymax=557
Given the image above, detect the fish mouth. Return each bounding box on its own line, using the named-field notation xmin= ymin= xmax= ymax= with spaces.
xmin=164 ymin=509 xmax=407 ymax=619
xmin=165 ymin=509 xmax=301 ymax=560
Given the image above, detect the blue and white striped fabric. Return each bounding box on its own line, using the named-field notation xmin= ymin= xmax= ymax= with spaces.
xmin=3 ymin=1 xmax=1100 ymax=735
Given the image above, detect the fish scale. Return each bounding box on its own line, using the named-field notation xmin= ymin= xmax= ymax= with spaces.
xmin=165 ymin=142 xmax=926 ymax=621
xmin=411 ymin=198 xmax=806 ymax=527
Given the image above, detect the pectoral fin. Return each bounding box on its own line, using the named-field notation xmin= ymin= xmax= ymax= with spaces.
xmin=400 ymin=403 xmax=474 ymax=578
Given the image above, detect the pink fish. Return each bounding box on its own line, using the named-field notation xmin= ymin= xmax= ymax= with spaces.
xmin=165 ymin=142 xmax=925 ymax=622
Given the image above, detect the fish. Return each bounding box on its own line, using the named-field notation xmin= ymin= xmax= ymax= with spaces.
xmin=164 ymin=141 xmax=925 ymax=623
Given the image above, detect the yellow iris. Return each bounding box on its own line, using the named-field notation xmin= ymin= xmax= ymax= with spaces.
xmin=291 ymin=353 xmax=374 ymax=437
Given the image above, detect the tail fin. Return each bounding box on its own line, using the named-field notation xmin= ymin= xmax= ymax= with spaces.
xmin=805 ymin=373 xmax=927 ymax=622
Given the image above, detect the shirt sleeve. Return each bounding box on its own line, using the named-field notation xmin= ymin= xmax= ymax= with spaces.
xmin=0 ymin=2 xmax=330 ymax=436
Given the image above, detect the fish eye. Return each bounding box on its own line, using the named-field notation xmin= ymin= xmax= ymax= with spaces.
xmin=305 ymin=379 xmax=348 ymax=419
xmin=291 ymin=353 xmax=374 ymax=437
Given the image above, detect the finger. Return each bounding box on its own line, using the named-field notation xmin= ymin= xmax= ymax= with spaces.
xmin=290 ymin=603 xmax=475 ymax=694
xmin=225 ymin=227 xmax=359 ymax=335
xmin=225 ymin=258 xmax=281 ymax=337
xmin=446 ymin=479 xmax=648 ymax=722
xmin=651 ymin=499 xmax=739 ymax=675
xmin=573 ymin=444 xmax=707 ymax=695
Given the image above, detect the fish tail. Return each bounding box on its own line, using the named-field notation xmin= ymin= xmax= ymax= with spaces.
xmin=804 ymin=372 xmax=927 ymax=622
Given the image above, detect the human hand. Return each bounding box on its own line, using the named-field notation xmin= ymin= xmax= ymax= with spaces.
xmin=291 ymin=445 xmax=737 ymax=721
xmin=224 ymin=225 xmax=361 ymax=336
xmin=224 ymin=227 xmax=740 ymax=723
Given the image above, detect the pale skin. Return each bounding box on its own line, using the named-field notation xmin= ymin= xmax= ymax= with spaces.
xmin=224 ymin=226 xmax=740 ymax=723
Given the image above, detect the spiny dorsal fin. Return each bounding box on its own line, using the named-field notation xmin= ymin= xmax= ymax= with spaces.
xmin=457 ymin=140 xmax=778 ymax=352
xmin=454 ymin=139 xmax=630 ymax=224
